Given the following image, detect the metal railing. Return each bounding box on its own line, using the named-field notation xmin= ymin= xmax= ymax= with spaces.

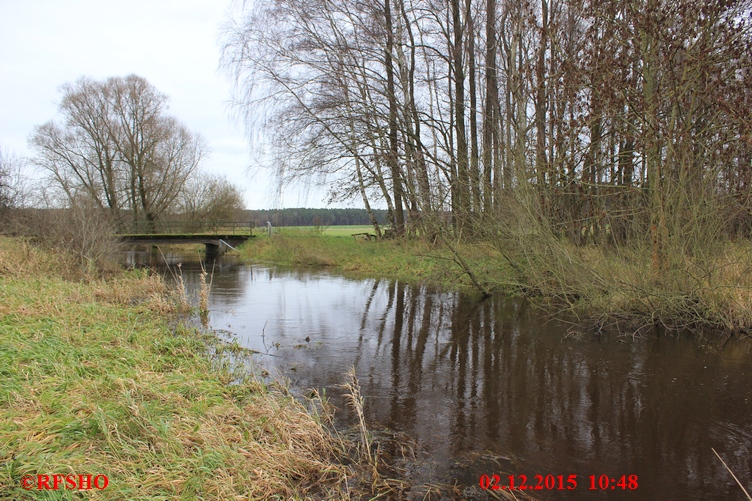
xmin=119 ymin=220 xmax=254 ymax=236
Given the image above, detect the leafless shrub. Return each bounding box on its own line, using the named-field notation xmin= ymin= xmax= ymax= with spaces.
xmin=15 ymin=197 xmax=124 ymax=275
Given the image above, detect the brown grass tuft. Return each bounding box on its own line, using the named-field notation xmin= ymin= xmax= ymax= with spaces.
xmin=342 ymin=367 xmax=374 ymax=466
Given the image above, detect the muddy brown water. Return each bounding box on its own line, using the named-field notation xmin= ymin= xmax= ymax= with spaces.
xmin=131 ymin=250 xmax=752 ymax=500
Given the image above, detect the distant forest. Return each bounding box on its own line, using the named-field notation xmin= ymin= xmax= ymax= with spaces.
xmin=244 ymin=208 xmax=389 ymax=227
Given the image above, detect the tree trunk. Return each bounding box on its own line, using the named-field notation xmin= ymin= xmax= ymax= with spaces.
xmin=384 ymin=0 xmax=405 ymax=236
xmin=482 ymin=0 xmax=498 ymax=214
xmin=452 ymin=0 xmax=470 ymax=227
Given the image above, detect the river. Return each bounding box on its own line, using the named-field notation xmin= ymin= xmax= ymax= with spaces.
xmin=130 ymin=250 xmax=752 ymax=500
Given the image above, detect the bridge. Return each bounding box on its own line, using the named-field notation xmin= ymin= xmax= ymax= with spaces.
xmin=117 ymin=221 xmax=255 ymax=255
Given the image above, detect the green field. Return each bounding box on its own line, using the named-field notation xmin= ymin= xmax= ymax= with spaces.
xmin=264 ymin=224 xmax=377 ymax=237
xmin=321 ymin=225 xmax=377 ymax=237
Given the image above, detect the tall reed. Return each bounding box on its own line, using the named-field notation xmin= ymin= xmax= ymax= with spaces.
xmin=342 ymin=367 xmax=374 ymax=466
xmin=198 ymin=260 xmax=214 ymax=326
xmin=174 ymin=263 xmax=190 ymax=311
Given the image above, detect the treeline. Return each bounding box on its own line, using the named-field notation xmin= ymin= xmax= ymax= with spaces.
xmin=245 ymin=208 xmax=389 ymax=228
xmin=223 ymin=0 xmax=752 ymax=272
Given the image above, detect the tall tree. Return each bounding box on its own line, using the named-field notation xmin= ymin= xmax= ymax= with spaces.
xmin=384 ymin=0 xmax=406 ymax=235
xmin=222 ymin=0 xmax=752 ymax=247
xmin=30 ymin=75 xmax=206 ymax=229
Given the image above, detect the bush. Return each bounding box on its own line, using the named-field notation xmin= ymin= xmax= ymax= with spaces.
xmin=1 ymin=200 xmax=122 ymax=276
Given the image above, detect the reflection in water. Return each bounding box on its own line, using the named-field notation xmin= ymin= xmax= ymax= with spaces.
xmin=134 ymin=251 xmax=752 ymax=500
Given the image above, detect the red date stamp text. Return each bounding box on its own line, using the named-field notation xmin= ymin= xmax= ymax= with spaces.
xmin=479 ymin=474 xmax=638 ymax=491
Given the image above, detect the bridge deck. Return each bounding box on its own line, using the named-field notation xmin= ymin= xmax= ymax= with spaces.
xmin=118 ymin=234 xmax=253 ymax=255
xmin=119 ymin=234 xmax=253 ymax=246
xmin=116 ymin=221 xmax=255 ymax=253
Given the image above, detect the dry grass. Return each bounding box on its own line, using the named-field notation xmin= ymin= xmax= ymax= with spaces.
xmin=173 ymin=263 xmax=191 ymax=312
xmin=480 ymin=186 xmax=752 ymax=333
xmin=0 ymin=237 xmax=390 ymax=500
xmin=504 ymin=232 xmax=752 ymax=333
xmin=199 ymin=260 xmax=214 ymax=322
xmin=341 ymin=367 xmax=374 ymax=466
xmin=199 ymin=266 xmax=209 ymax=313
xmin=0 ymin=237 xmax=78 ymax=279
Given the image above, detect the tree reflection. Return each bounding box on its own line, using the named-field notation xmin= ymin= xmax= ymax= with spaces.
xmin=170 ymin=262 xmax=752 ymax=500
xmin=358 ymin=281 xmax=752 ymax=498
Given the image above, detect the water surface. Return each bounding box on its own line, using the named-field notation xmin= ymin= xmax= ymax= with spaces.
xmin=134 ymin=251 xmax=752 ymax=500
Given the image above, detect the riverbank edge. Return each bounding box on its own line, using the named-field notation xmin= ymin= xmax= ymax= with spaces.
xmin=0 ymin=237 xmax=371 ymax=499
xmin=237 ymin=232 xmax=513 ymax=295
xmin=236 ymin=233 xmax=752 ymax=335
xmin=0 ymin=237 xmax=539 ymax=500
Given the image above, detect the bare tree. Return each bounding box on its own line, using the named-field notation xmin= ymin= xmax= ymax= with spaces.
xmin=0 ymin=148 xmax=28 ymax=212
xmin=179 ymin=172 xmax=246 ymax=226
xmin=222 ymin=0 xmax=752 ymax=252
xmin=30 ymin=75 xmax=207 ymax=231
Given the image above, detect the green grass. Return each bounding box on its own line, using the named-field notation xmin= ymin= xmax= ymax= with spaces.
xmin=238 ymin=231 xmax=515 ymax=294
xmin=0 ymin=238 xmax=352 ymax=500
xmin=320 ymin=225 xmax=374 ymax=237
xmin=0 ymin=237 xmax=536 ymax=500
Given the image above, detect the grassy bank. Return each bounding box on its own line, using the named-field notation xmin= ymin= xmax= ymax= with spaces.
xmin=239 ymin=230 xmax=752 ymax=333
xmin=239 ymin=230 xmax=515 ymax=294
xmin=0 ymin=237 xmax=535 ymax=500
xmin=0 ymin=238 xmax=355 ymax=500
xmin=500 ymin=234 xmax=752 ymax=333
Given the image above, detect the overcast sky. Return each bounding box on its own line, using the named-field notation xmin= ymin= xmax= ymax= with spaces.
xmin=0 ymin=0 xmax=335 ymax=209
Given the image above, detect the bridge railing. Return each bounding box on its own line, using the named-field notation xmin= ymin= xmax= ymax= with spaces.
xmin=119 ymin=220 xmax=254 ymax=236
